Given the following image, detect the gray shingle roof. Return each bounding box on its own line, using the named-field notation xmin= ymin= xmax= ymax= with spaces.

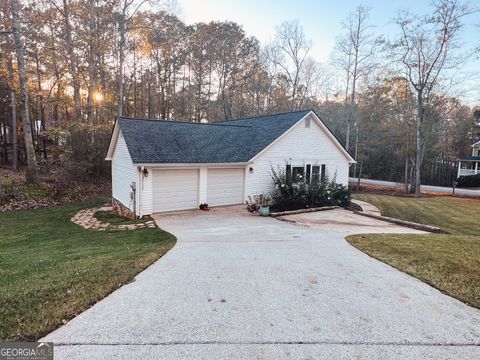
xmin=117 ymin=110 xmax=311 ymax=164
xmin=460 ymin=156 xmax=480 ymax=161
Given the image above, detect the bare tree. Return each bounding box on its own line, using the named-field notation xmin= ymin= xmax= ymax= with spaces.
xmin=272 ymin=20 xmax=311 ymax=110
xmin=9 ymin=0 xmax=38 ymax=183
xmin=116 ymin=0 xmax=148 ymax=116
xmin=86 ymin=0 xmax=96 ymax=128
xmin=62 ymin=0 xmax=82 ymax=122
xmin=391 ymin=0 xmax=470 ymax=197
xmin=7 ymin=52 xmax=18 ymax=171
xmin=333 ymin=5 xmax=377 ymax=155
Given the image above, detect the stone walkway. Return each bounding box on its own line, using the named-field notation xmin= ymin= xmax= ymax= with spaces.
xmin=71 ymin=206 xmax=156 ymax=231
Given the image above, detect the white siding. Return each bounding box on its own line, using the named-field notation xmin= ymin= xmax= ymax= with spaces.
xmin=111 ymin=131 xmax=137 ymax=211
xmin=246 ymin=115 xmax=350 ymax=197
xmin=207 ymin=168 xmax=244 ymax=206
xmin=199 ymin=167 xmax=208 ymax=204
xmin=140 ymin=168 xmax=153 ymax=216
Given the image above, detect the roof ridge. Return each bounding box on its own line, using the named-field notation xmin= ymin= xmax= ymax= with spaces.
xmin=118 ymin=117 xmax=251 ymax=128
xmin=217 ymin=109 xmax=312 ymax=123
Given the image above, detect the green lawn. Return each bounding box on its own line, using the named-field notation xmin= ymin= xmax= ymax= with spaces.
xmin=348 ymin=194 xmax=480 ymax=308
xmin=0 ymin=199 xmax=176 ymax=341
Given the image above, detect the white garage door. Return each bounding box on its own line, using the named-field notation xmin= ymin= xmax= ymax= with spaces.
xmin=153 ymin=169 xmax=199 ymax=212
xmin=207 ymin=168 xmax=244 ymax=207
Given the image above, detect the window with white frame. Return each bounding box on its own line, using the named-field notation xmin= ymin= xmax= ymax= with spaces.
xmin=311 ymin=165 xmax=320 ymax=183
xmin=292 ymin=166 xmax=305 ymax=182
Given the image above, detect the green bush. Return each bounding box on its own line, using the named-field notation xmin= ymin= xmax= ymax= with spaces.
xmin=270 ymin=167 xmax=351 ymax=211
xmin=457 ymin=174 xmax=480 ymax=188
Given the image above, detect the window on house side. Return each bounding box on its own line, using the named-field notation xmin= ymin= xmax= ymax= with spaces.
xmin=312 ymin=165 xmax=320 ymax=183
xmin=306 ymin=164 xmax=311 ymax=182
xmin=286 ymin=164 xmax=291 ymax=179
xmin=292 ymin=166 xmax=304 ymax=182
xmin=321 ymin=164 xmax=326 ymax=181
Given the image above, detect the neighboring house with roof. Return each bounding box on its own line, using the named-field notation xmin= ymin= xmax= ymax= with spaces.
xmin=105 ymin=109 xmax=355 ymax=217
xmin=458 ymin=141 xmax=480 ymax=178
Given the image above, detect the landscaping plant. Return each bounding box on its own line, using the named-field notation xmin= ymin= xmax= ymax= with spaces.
xmin=456 ymin=173 xmax=480 ymax=188
xmin=270 ymin=167 xmax=350 ymax=211
xmin=246 ymin=194 xmax=271 ymax=213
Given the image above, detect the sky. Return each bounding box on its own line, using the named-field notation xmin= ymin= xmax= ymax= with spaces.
xmin=176 ymin=0 xmax=480 ymax=105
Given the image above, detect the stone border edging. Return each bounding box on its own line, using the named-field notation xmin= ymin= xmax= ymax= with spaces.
xmin=269 ymin=206 xmax=338 ymax=217
xmin=71 ymin=206 xmax=156 ymax=231
xmin=353 ymin=211 xmax=446 ymax=234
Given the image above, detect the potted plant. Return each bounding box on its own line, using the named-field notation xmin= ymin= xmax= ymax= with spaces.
xmin=246 ymin=194 xmax=270 ymax=215
xmin=258 ymin=194 xmax=271 ymax=216
xmin=199 ymin=203 xmax=209 ymax=211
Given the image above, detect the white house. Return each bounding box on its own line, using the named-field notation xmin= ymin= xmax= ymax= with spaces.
xmin=457 ymin=141 xmax=480 ymax=178
xmin=105 ymin=110 xmax=355 ymax=217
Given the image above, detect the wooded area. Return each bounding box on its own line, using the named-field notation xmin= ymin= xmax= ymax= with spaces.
xmin=0 ymin=0 xmax=479 ymax=189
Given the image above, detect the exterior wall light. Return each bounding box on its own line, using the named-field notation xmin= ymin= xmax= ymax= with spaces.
xmin=249 ymin=167 xmax=254 ymax=173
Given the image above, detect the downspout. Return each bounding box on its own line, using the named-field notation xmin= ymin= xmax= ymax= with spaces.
xmin=130 ymin=181 xmax=137 ymax=220
xmin=137 ymin=166 xmax=143 ymax=219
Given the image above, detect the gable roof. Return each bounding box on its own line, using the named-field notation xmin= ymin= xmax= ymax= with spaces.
xmin=106 ymin=110 xmax=355 ymax=164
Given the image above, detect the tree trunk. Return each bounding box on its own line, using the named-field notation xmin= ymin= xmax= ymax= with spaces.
xmin=1 ymin=123 xmax=7 ymax=165
xmin=147 ymin=79 xmax=151 ymax=118
xmin=117 ymin=7 xmax=126 ymax=116
xmin=345 ymin=117 xmax=351 ymax=152
xmin=7 ymin=55 xmax=18 ymax=171
xmin=34 ymin=50 xmax=48 ymax=162
xmin=352 ymin=120 xmax=359 ymax=177
xmin=347 ymin=56 xmax=358 ymax=155
xmin=10 ymin=0 xmax=38 ymax=183
xmin=404 ymin=153 xmax=409 ymax=194
xmin=63 ymin=0 xmax=82 ymax=122
xmin=86 ymin=0 xmax=95 ymax=129
xmin=133 ymin=45 xmax=137 ymax=116
xmin=414 ymin=91 xmax=424 ymax=197
xmin=356 ymin=161 xmax=363 ymax=192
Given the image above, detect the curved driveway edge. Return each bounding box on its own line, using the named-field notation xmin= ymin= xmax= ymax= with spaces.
xmin=43 ymin=206 xmax=480 ymax=359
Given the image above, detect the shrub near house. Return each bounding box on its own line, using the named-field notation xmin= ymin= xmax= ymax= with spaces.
xmin=270 ymin=167 xmax=351 ymax=211
xmin=456 ymin=173 xmax=480 ymax=188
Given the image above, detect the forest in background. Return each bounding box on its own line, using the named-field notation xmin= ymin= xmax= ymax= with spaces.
xmin=0 ymin=0 xmax=479 ymax=191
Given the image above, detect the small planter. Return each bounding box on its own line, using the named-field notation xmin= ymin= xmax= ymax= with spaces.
xmin=258 ymin=206 xmax=270 ymax=216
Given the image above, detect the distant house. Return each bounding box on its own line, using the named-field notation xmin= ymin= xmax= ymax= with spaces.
xmin=105 ymin=110 xmax=355 ymax=217
xmin=458 ymin=141 xmax=480 ymax=178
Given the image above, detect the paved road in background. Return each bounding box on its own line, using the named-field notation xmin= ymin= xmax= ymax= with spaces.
xmin=350 ymin=178 xmax=480 ymax=198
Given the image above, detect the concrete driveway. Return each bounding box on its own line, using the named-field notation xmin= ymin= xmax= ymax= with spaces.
xmin=43 ymin=207 xmax=480 ymax=359
xmin=279 ymin=208 xmax=428 ymax=235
